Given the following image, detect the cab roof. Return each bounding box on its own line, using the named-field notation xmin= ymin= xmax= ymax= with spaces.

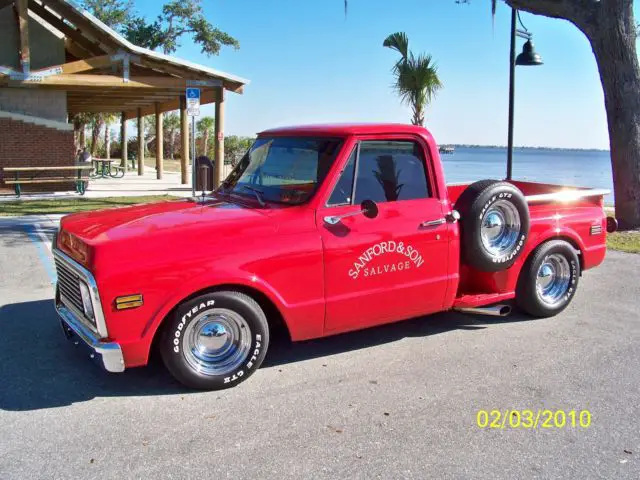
xmin=258 ymin=123 xmax=431 ymax=137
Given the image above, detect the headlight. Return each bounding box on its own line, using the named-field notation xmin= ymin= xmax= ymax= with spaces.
xmin=79 ymin=281 xmax=95 ymax=319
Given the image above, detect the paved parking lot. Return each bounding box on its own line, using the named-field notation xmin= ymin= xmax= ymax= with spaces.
xmin=0 ymin=215 xmax=638 ymax=479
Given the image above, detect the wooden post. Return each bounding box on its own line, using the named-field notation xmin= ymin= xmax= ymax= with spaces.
xmin=15 ymin=0 xmax=30 ymax=74
xmin=120 ymin=112 xmax=127 ymax=168
xmin=137 ymin=108 xmax=144 ymax=176
xmin=155 ymin=103 xmax=163 ymax=179
xmin=214 ymin=87 xmax=225 ymax=188
xmin=180 ymin=95 xmax=189 ymax=185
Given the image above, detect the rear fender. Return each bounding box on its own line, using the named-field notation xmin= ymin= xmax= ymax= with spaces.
xmin=459 ymin=226 xmax=586 ymax=297
xmin=528 ymin=226 xmax=586 ymax=261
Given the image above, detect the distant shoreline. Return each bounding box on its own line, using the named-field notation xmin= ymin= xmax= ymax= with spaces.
xmin=443 ymin=144 xmax=609 ymax=153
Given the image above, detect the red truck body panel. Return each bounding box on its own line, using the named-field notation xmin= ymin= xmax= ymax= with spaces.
xmin=57 ymin=124 xmax=608 ymax=368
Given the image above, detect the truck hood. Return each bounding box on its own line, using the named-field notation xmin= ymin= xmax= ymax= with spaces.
xmin=60 ymin=197 xmax=277 ymax=244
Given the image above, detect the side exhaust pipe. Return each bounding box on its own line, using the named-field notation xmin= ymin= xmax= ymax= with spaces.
xmin=454 ymin=304 xmax=512 ymax=317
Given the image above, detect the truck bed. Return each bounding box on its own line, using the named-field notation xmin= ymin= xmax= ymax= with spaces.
xmin=447 ymin=180 xmax=610 ymax=207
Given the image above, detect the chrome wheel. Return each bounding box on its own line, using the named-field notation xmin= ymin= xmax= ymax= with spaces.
xmin=480 ymin=200 xmax=521 ymax=257
xmin=182 ymin=308 xmax=251 ymax=376
xmin=536 ymin=254 xmax=571 ymax=306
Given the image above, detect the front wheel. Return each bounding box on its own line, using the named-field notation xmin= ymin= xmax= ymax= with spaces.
xmin=516 ymin=240 xmax=580 ymax=317
xmin=160 ymin=291 xmax=269 ymax=390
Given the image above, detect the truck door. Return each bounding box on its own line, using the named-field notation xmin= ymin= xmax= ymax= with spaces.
xmin=317 ymin=138 xmax=450 ymax=334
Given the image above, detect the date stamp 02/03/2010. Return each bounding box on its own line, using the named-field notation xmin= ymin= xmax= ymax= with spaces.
xmin=477 ymin=409 xmax=592 ymax=430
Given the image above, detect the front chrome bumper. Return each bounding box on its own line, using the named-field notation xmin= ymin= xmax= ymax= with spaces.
xmin=52 ymin=247 xmax=124 ymax=373
xmin=57 ymin=302 xmax=125 ymax=373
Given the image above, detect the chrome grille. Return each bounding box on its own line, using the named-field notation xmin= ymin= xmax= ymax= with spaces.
xmin=55 ymin=258 xmax=95 ymax=327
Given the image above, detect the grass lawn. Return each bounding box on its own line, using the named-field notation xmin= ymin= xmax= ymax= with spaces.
xmin=0 ymin=195 xmax=180 ymax=216
xmin=142 ymin=157 xmax=184 ymax=173
xmin=607 ymin=231 xmax=640 ymax=254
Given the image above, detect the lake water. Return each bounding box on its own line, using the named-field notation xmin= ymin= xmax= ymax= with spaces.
xmin=441 ymin=147 xmax=613 ymax=202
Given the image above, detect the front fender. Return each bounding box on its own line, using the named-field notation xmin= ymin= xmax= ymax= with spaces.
xmin=140 ymin=269 xmax=290 ymax=341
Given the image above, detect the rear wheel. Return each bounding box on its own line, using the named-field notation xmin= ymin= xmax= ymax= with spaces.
xmin=160 ymin=291 xmax=269 ymax=390
xmin=516 ymin=240 xmax=580 ymax=317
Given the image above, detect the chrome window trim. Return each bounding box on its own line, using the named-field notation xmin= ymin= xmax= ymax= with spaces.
xmin=53 ymin=248 xmax=109 ymax=339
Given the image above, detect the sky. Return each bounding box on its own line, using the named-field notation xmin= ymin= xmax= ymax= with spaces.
xmin=131 ymin=0 xmax=629 ymax=149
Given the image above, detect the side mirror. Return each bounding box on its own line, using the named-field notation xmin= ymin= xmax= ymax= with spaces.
xmin=446 ymin=210 xmax=460 ymax=223
xmin=323 ymin=199 xmax=379 ymax=226
xmin=361 ymin=199 xmax=379 ymax=219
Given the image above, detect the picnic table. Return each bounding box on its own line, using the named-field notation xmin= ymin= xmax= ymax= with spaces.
xmin=91 ymin=158 xmax=125 ymax=178
xmin=3 ymin=165 xmax=93 ymax=197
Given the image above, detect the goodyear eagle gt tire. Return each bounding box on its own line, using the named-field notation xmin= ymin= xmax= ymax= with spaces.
xmin=456 ymin=180 xmax=530 ymax=272
xmin=516 ymin=240 xmax=580 ymax=318
xmin=160 ymin=291 xmax=269 ymax=390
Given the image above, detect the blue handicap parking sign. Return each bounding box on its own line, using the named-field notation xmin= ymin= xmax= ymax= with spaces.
xmin=186 ymin=88 xmax=201 ymax=99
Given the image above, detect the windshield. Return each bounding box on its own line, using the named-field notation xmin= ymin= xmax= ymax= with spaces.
xmin=221 ymin=137 xmax=343 ymax=205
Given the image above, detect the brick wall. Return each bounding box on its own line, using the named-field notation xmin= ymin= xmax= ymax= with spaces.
xmin=0 ymin=116 xmax=76 ymax=194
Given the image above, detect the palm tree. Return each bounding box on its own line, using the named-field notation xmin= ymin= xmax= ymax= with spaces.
xmin=103 ymin=114 xmax=118 ymax=159
xmin=164 ymin=112 xmax=181 ymax=160
xmin=383 ymin=32 xmax=442 ymax=126
xmin=69 ymin=113 xmax=91 ymax=151
xmin=88 ymin=114 xmax=105 ymax=156
xmin=197 ymin=116 xmax=215 ymax=156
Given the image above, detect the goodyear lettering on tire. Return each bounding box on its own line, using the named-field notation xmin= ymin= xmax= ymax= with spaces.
xmin=172 ymin=300 xmax=215 ymax=353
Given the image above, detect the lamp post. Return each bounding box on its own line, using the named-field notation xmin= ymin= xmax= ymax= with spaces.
xmin=506 ymin=8 xmax=543 ymax=180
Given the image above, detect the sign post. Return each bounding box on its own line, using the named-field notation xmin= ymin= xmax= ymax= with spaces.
xmin=186 ymin=87 xmax=200 ymax=196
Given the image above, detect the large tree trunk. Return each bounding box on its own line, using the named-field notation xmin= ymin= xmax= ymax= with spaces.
xmin=508 ymin=0 xmax=640 ymax=229
xmin=587 ymin=6 xmax=640 ymax=230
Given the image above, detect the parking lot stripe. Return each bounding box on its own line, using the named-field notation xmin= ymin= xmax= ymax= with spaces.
xmin=23 ymin=224 xmax=56 ymax=285
xmin=33 ymin=222 xmax=53 ymax=252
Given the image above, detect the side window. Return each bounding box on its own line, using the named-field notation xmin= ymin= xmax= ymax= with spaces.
xmin=354 ymin=141 xmax=430 ymax=204
xmin=327 ymin=148 xmax=356 ymax=206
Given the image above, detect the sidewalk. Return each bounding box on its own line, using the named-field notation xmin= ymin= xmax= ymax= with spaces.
xmin=0 ymin=166 xmax=193 ymax=202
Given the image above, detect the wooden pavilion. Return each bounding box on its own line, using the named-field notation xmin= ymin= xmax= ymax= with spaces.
xmin=0 ymin=0 xmax=248 ymax=190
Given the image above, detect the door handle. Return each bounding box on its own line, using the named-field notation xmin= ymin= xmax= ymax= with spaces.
xmin=420 ymin=218 xmax=446 ymax=228
xmin=324 ymin=211 xmax=360 ymax=225
xmin=419 ymin=211 xmax=460 ymax=228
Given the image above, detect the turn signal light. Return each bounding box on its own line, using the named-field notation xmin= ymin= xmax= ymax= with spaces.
xmin=115 ymin=294 xmax=144 ymax=310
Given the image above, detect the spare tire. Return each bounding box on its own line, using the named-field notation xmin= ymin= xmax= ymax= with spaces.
xmin=456 ymin=180 xmax=530 ymax=272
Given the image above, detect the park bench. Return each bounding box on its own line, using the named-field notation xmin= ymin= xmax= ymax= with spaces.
xmin=2 ymin=165 xmax=93 ymax=197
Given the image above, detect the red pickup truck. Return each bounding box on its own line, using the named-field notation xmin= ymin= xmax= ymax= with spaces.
xmin=53 ymin=123 xmax=616 ymax=390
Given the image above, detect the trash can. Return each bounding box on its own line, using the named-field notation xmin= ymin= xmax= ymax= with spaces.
xmin=195 ymin=156 xmax=214 ymax=192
